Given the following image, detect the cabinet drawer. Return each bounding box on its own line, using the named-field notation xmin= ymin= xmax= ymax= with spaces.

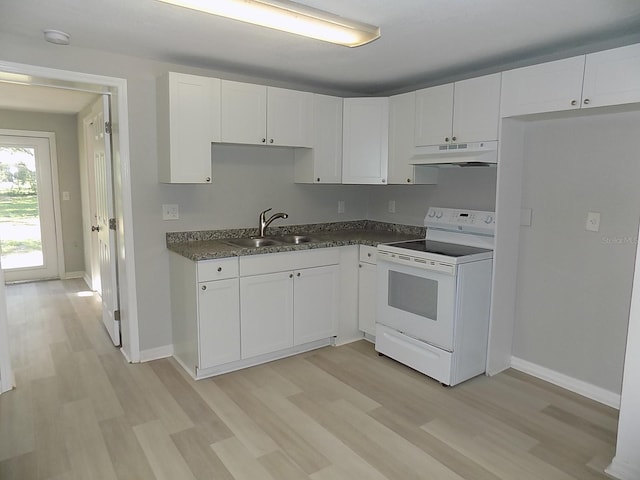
xmin=359 ymin=245 xmax=377 ymax=264
xmin=197 ymin=257 xmax=239 ymax=282
xmin=240 ymin=248 xmax=340 ymax=276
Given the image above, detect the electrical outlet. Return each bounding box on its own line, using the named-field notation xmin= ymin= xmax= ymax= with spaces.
xmin=388 ymin=200 xmax=396 ymax=213
xmin=586 ymin=211 xmax=600 ymax=232
xmin=338 ymin=200 xmax=345 ymax=214
xmin=62 ymin=191 xmax=70 ymax=201
xmin=162 ymin=204 xmax=179 ymax=220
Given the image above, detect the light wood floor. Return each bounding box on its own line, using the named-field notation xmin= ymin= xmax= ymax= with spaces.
xmin=0 ymin=279 xmax=618 ymax=480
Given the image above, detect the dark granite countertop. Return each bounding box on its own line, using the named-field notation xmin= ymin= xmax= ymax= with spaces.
xmin=166 ymin=220 xmax=424 ymax=261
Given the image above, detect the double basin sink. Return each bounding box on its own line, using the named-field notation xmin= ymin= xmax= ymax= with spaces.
xmin=223 ymin=234 xmax=318 ymax=249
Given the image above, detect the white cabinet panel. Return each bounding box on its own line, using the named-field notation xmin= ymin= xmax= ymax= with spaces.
xmin=198 ymin=278 xmax=240 ymax=369
xmin=157 ymin=72 xmax=217 ymax=183
xmin=582 ymin=43 xmax=640 ymax=109
xmin=453 ymin=73 xmax=501 ymax=143
xmin=295 ymin=94 xmax=343 ymax=184
xmin=220 ymin=80 xmax=267 ymax=145
xmin=415 ymin=83 xmax=454 ymax=146
xmin=294 ymin=265 xmax=339 ymax=345
xmin=267 ymin=87 xmax=313 ymax=147
xmin=240 ymin=271 xmax=294 ymax=359
xmin=358 ymin=261 xmax=377 ymax=337
xmin=342 ymin=97 xmax=389 ymax=184
xmin=500 ymin=56 xmax=586 ymax=117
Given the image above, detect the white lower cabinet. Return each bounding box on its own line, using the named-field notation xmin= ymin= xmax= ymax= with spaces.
xmin=293 ymin=264 xmax=339 ymax=345
xmin=358 ymin=245 xmax=377 ymax=337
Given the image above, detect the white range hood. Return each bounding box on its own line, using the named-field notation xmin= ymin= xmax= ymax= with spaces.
xmin=410 ymin=141 xmax=498 ymax=167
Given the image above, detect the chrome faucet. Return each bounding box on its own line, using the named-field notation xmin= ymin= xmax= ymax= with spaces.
xmin=258 ymin=208 xmax=289 ymax=237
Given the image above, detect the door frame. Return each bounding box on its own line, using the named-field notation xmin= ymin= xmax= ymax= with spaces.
xmin=0 ymin=130 xmax=65 ymax=281
xmin=0 ymin=60 xmax=140 ymax=363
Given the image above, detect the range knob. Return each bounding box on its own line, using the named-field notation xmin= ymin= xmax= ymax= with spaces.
xmin=484 ymin=215 xmax=494 ymax=224
xmin=435 ymin=210 xmax=443 ymax=219
xmin=427 ymin=210 xmax=436 ymax=218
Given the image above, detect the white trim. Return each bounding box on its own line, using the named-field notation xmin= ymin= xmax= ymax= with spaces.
xmin=0 ymin=60 xmax=141 ymax=363
xmin=510 ymin=356 xmax=621 ymax=409
xmin=61 ymin=271 xmax=85 ymax=280
xmin=606 ymin=457 xmax=640 ymax=480
xmin=139 ymin=345 xmax=174 ymax=363
xmin=0 ymin=267 xmax=14 ymax=394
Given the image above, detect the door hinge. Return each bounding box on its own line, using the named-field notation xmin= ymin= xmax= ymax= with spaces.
xmin=105 ymin=121 xmax=112 ymax=135
xmin=109 ymin=218 xmax=117 ymax=231
xmin=114 ymin=309 xmax=121 ymax=322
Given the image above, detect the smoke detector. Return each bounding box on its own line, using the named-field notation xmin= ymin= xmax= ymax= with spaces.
xmin=43 ymin=29 xmax=71 ymax=45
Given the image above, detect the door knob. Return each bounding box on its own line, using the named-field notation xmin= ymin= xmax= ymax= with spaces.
xmin=91 ymin=225 xmax=100 ymax=232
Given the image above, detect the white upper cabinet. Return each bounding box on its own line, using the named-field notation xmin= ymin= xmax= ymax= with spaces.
xmin=500 ymin=56 xmax=586 ymax=117
xmin=342 ymin=97 xmax=389 ymax=184
xmin=295 ymin=94 xmax=343 ymax=184
xmin=501 ymin=43 xmax=640 ymax=117
xmin=388 ymin=91 xmax=438 ymax=185
xmin=157 ymin=72 xmax=219 ymax=183
xmin=220 ymin=80 xmax=313 ymax=147
xmin=582 ymin=43 xmax=640 ymax=109
xmin=415 ymin=73 xmax=501 ymax=147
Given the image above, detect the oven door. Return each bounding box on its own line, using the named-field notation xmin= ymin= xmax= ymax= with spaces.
xmin=376 ymin=257 xmax=456 ymax=351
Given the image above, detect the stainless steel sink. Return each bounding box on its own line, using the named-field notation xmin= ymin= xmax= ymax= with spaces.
xmin=224 ymin=237 xmax=281 ymax=248
xmin=274 ymin=234 xmax=317 ymax=244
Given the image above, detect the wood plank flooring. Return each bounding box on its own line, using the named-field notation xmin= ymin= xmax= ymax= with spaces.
xmin=0 ymin=279 xmax=619 ymax=479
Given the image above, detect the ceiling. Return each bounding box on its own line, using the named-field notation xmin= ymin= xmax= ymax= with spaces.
xmin=1 ymin=0 xmax=640 ymax=113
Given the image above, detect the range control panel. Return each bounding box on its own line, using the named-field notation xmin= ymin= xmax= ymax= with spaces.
xmin=425 ymin=207 xmax=495 ymax=235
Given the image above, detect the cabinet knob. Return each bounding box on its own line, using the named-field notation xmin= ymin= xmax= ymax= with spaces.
xmin=381 ymin=179 xmax=386 ymax=184
xmin=201 ymin=285 xmax=207 ymax=291
xmin=571 ymin=100 xmax=577 ymax=106
xmin=217 ymin=267 xmax=222 ymax=272
xmin=359 ymin=264 xmax=362 ymax=268
xmin=269 ymin=139 xmax=274 ymax=144
xmin=262 ymin=138 xmax=266 ymax=143
xmin=289 ymin=273 xmax=293 ymax=278
xmin=367 ymin=252 xmax=372 ymax=257
xmin=316 ymin=177 xmax=321 ymax=182
xmin=205 ymin=176 xmax=211 ymax=182
xmin=584 ymin=98 xmax=590 ymax=105
xmin=407 ymin=178 xmax=411 ymax=183
xmin=297 ymin=272 xmax=301 ymax=277
xmin=445 ymin=137 xmax=450 ymax=142
xmin=452 ymin=136 xmax=457 ymax=142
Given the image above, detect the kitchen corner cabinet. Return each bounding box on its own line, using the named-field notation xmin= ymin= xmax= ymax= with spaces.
xmin=220 ymin=80 xmax=313 ymax=147
xmin=239 ymin=249 xmax=339 ymax=359
xmin=294 ymin=94 xmax=343 ymax=184
xmin=388 ymin=91 xmax=438 ymax=185
xmin=342 ymin=97 xmax=389 ymax=184
xmin=415 ymin=73 xmax=501 ymax=147
xmin=501 ymin=43 xmax=640 ymax=117
xmin=157 ymin=72 xmax=219 ymax=183
xmin=358 ymin=245 xmax=377 ymax=337
xmin=169 ymin=253 xmax=240 ymax=376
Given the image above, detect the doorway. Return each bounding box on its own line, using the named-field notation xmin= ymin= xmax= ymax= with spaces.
xmin=0 ymin=132 xmax=62 ymax=282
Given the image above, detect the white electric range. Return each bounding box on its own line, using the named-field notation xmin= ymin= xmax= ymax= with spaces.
xmin=375 ymin=207 xmax=495 ymax=386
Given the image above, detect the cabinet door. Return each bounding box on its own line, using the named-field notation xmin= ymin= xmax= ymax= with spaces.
xmin=500 ymin=56 xmax=585 ymax=117
xmin=358 ymin=261 xmax=377 ymax=337
xmin=198 ymin=278 xmax=240 ymax=369
xmin=388 ymin=91 xmax=416 ymax=184
xmin=267 ymin=87 xmax=313 ymax=147
xmin=158 ymin=72 xmax=216 ymax=183
xmin=240 ymin=272 xmax=293 ymax=359
xmin=342 ymin=97 xmax=389 ymax=184
xmin=293 ymin=265 xmax=339 ymax=345
xmin=220 ymin=80 xmax=267 ymax=145
xmin=582 ymin=43 xmax=640 ymax=109
xmin=453 ymin=73 xmax=501 ymax=143
xmin=415 ymin=83 xmax=454 ymax=146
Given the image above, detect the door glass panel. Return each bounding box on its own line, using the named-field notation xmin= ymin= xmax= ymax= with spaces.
xmin=388 ymin=271 xmax=438 ymax=320
xmin=0 ymin=146 xmax=44 ymax=269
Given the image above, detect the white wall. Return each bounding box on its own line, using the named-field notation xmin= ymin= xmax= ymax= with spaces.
xmin=512 ymin=109 xmax=640 ymax=394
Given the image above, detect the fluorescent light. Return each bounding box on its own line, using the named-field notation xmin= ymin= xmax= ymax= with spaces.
xmin=157 ymin=0 xmax=380 ymax=47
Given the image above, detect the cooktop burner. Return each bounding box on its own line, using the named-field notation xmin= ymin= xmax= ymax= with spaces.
xmin=386 ymin=240 xmax=492 ymax=258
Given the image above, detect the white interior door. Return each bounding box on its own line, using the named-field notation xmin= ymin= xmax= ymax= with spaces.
xmin=0 ymin=133 xmax=60 ymax=282
xmin=94 ymin=96 xmax=120 ymax=346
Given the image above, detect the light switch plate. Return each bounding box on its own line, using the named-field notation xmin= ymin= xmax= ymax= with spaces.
xmin=586 ymin=211 xmax=600 ymax=232
xmin=162 ymin=204 xmax=179 ymax=220
xmin=388 ymin=200 xmax=396 ymax=213
xmin=338 ymin=200 xmax=345 ymax=214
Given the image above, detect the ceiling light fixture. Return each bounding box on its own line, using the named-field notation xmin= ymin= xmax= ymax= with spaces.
xmin=156 ymin=0 xmax=380 ymax=47
xmin=43 ymin=29 xmax=71 ymax=45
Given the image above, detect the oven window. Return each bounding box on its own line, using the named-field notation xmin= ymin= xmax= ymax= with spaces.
xmin=388 ymin=271 xmax=438 ymax=320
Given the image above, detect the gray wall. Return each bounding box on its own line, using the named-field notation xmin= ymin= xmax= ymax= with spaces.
xmin=512 ymin=109 xmax=640 ymax=393
xmin=0 ymin=109 xmax=85 ymax=274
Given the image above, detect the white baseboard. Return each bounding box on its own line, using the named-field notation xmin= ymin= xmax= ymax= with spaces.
xmin=139 ymin=345 xmax=174 ymax=363
xmin=606 ymin=457 xmax=640 ymax=480
xmin=61 ymin=271 xmax=85 ymax=280
xmin=510 ymin=356 xmax=621 ymax=409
